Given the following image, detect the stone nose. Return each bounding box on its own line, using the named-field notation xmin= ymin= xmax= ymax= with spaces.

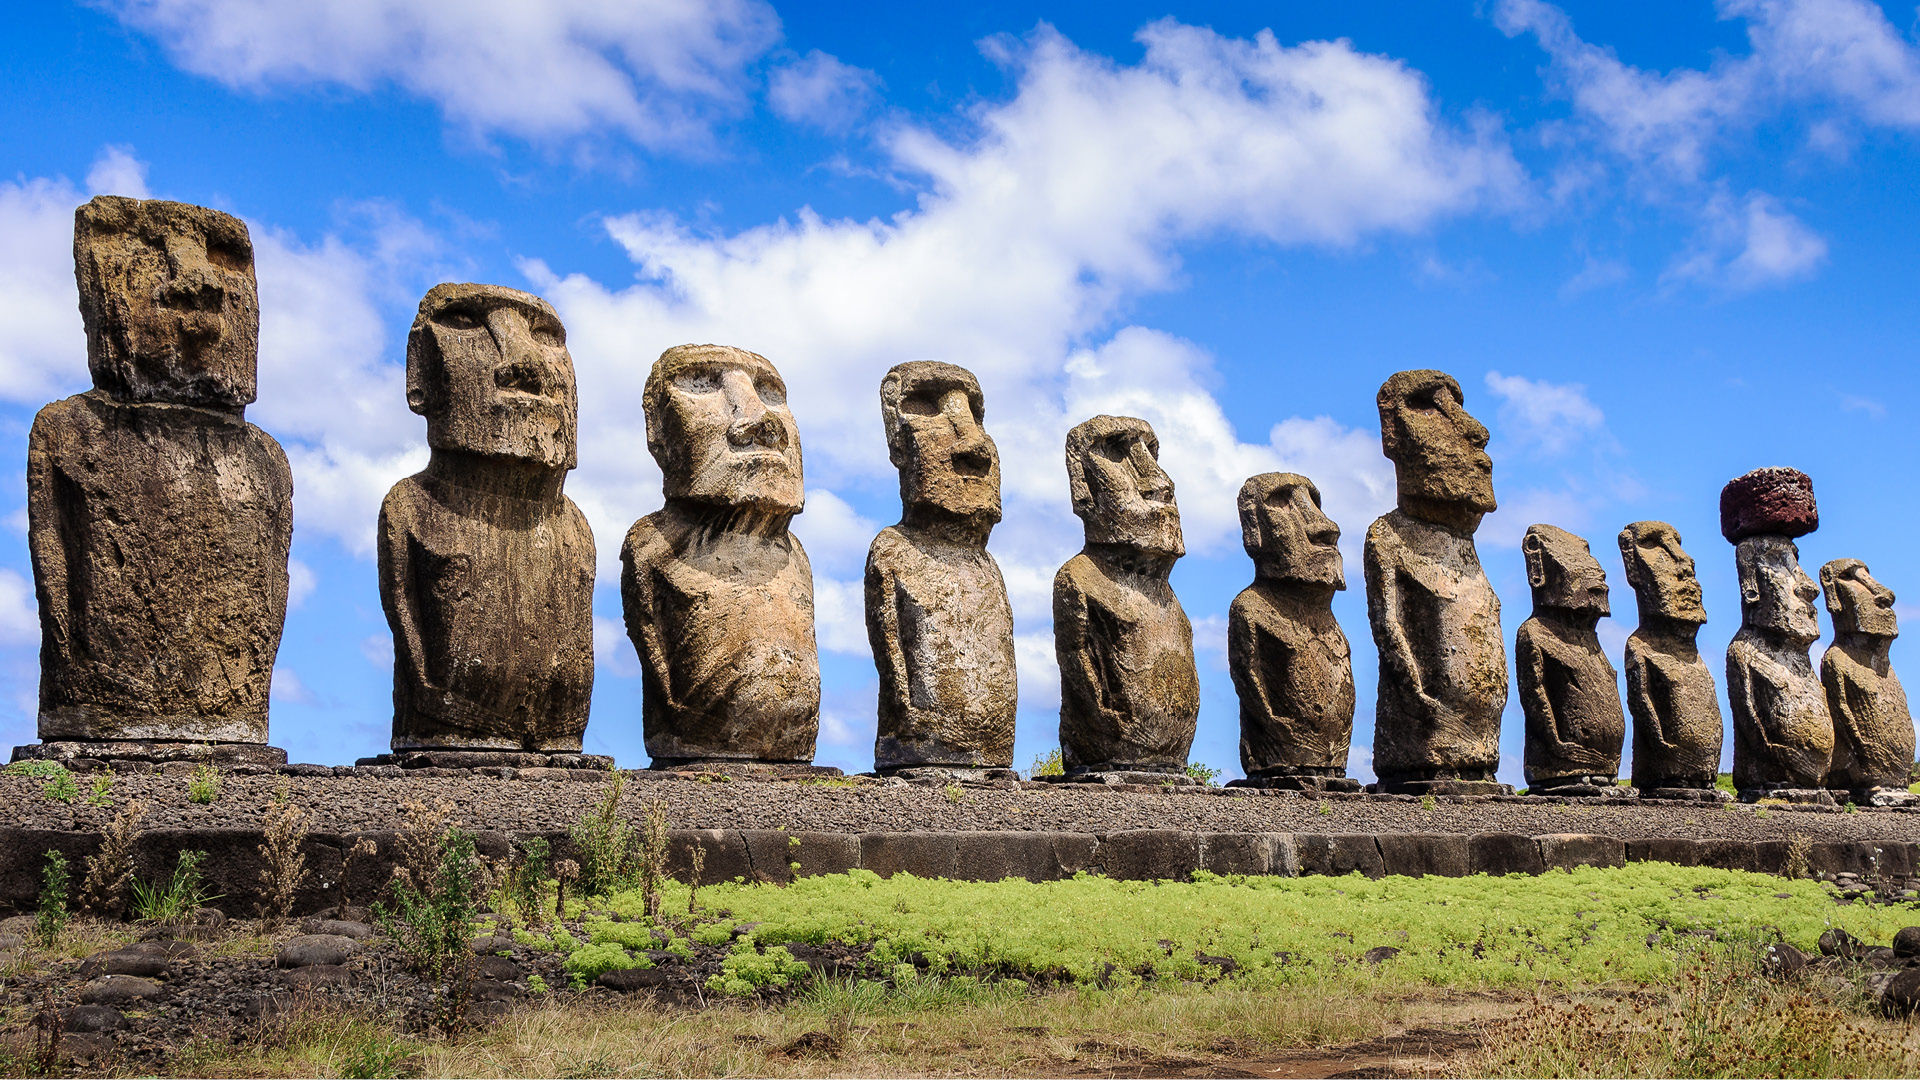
xmin=1131 ymin=446 xmax=1173 ymax=501
xmin=485 ymin=308 xmax=556 ymax=397
xmin=161 ymin=263 xmax=227 ymax=313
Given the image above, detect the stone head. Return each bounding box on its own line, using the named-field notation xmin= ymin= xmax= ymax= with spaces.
xmin=74 ymin=195 xmax=260 ymax=410
xmin=407 ymin=283 xmax=578 ymax=471
xmin=1523 ymin=524 xmax=1608 ymax=618
xmin=1618 ymin=521 xmax=1706 ymax=626
xmin=1066 ymin=415 xmax=1182 ymax=558
xmin=1237 ymin=472 xmax=1343 ymax=590
xmin=644 ymin=344 xmax=803 ymax=514
xmin=1822 ymin=558 xmax=1898 ymax=640
xmin=1376 ymin=369 xmax=1495 ymax=529
xmin=1735 ymin=535 xmax=1820 ymax=644
xmin=879 ymin=361 xmax=1000 ymax=526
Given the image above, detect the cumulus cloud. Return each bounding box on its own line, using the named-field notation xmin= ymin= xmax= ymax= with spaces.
xmin=768 ymin=50 xmax=880 ymax=132
xmin=1664 ymin=189 xmax=1828 ymax=289
xmin=1484 ymin=371 xmax=1604 ymax=455
xmin=104 ymin=0 xmax=782 ymax=148
xmin=0 ymin=569 xmax=38 ymax=647
xmin=527 ymin=18 xmax=1494 ymax=702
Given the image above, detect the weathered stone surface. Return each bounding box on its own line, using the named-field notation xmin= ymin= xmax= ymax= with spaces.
xmin=1892 ymin=926 xmax=1920 ymax=959
xmin=622 ymin=344 xmax=819 ymax=765
xmin=1377 ymin=833 xmax=1471 ymax=877
xmin=12 ymin=741 xmax=285 ymax=767
xmin=1721 ymin=466 xmax=1818 ymax=542
xmin=1535 ymin=832 xmax=1625 ymax=870
xmin=29 ymin=196 xmax=290 ymax=749
xmin=80 ymin=976 xmax=163 ymax=1006
xmin=1728 ymin=532 xmax=1833 ymax=797
xmin=1228 ymin=473 xmax=1356 ymax=782
xmin=379 ymin=284 xmax=593 ymax=755
xmin=1619 ymin=522 xmax=1724 ymax=793
xmin=1054 ymin=416 xmax=1198 ymax=775
xmin=76 ymin=948 xmax=169 ymax=979
xmin=276 ymin=933 xmax=358 ymax=968
xmin=866 ymin=363 xmax=1016 ymax=773
xmin=1097 ymin=830 xmax=1202 ymax=881
xmin=1294 ymin=833 xmax=1386 ymax=878
xmin=62 ymin=1005 xmax=127 ymax=1033
xmin=1820 ymin=559 xmax=1917 ymax=805
xmin=860 ymin=832 xmax=958 ymax=879
xmin=1365 ymin=371 xmax=1508 ymax=791
xmin=1517 ymin=525 xmax=1625 ymax=792
xmin=1468 ymin=832 xmax=1546 ymax=876
xmin=952 ymin=831 xmax=1098 ymax=882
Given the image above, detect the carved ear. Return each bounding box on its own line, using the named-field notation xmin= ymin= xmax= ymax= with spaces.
xmin=1522 ymin=532 xmax=1547 ymax=588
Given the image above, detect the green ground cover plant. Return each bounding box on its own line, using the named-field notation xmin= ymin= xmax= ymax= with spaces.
xmin=550 ymin=863 xmax=1914 ymax=995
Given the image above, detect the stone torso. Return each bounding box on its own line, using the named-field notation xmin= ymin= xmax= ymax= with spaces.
xmin=378 ymin=473 xmax=595 ymax=752
xmin=622 ymin=509 xmax=820 ymax=763
xmin=1821 ymin=642 xmax=1915 ymax=792
xmin=1516 ymin=615 xmax=1624 ymax=785
xmin=1624 ymin=631 xmax=1724 ymax=788
xmin=1363 ymin=509 xmax=1506 ymax=777
xmin=1053 ymin=552 xmax=1199 ymax=771
xmin=1228 ymin=583 xmax=1354 ymax=774
xmin=29 ymin=391 xmax=291 ymax=742
xmin=1727 ymin=629 xmax=1833 ymax=790
xmin=865 ymin=526 xmax=1016 ymax=770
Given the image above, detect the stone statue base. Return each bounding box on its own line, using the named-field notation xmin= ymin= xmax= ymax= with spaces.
xmin=879 ymin=766 xmax=1020 ymax=783
xmin=1227 ymin=772 xmax=1362 ymax=793
xmin=1737 ymin=786 xmax=1835 ymax=805
xmin=1038 ymin=769 xmax=1201 ymax=787
xmin=357 ymin=750 xmax=613 ymax=771
xmin=13 ymin=740 xmax=286 ymax=769
xmin=648 ymin=760 xmax=844 ymax=781
xmin=1526 ymin=776 xmax=1635 ymax=799
xmin=1848 ymin=787 xmax=1918 ymax=808
xmin=1371 ymin=770 xmax=1513 ymax=797
xmin=1637 ymin=786 xmax=1732 ymax=803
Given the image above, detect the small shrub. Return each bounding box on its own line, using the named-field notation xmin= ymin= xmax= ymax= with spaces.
xmin=1184 ymin=762 xmax=1221 ymax=786
xmin=1315 ymin=801 xmax=1333 ymax=817
xmin=43 ymin=769 xmax=80 ymax=805
xmin=1420 ymin=794 xmax=1438 ymax=811
xmin=506 ymin=836 xmax=552 ymax=928
xmin=80 ymin=799 xmax=145 ymax=917
xmin=564 ymin=941 xmax=645 ymax=983
xmin=86 ymin=770 xmax=113 ymax=808
xmin=132 ymin=850 xmax=218 ymax=924
xmin=943 ymin=782 xmax=966 ymax=804
xmin=637 ymin=797 xmax=670 ymax=921
xmin=377 ymin=827 xmax=483 ymax=985
xmin=1027 ymin=749 xmax=1064 ymax=778
xmin=4 ymin=761 xmax=66 ymax=779
xmin=36 ymin=851 xmax=70 ymax=947
xmin=685 ymin=841 xmax=706 ymax=915
xmin=257 ymin=790 xmax=312 ymax=924
xmin=569 ymin=772 xmax=641 ymax=897
xmin=186 ymin=762 xmax=220 ymax=804
xmin=344 ymin=836 xmax=380 ymax=908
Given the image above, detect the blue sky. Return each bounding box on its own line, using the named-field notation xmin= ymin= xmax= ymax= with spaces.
xmin=1 ymin=0 xmax=1916 ymax=781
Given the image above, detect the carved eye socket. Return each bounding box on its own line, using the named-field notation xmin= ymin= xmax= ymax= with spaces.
xmin=1097 ymin=435 xmax=1131 ymax=462
xmin=756 ymin=379 xmax=786 ymax=407
xmin=899 ymin=391 xmax=939 ymax=416
xmin=532 ymin=322 xmax=564 ymax=347
xmin=434 ymin=305 xmax=483 ymax=331
xmin=673 ymin=371 xmax=719 ymax=394
xmin=205 ymin=239 xmax=251 ymax=272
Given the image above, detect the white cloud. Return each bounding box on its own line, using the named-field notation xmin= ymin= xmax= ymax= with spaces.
xmin=529 ymin=18 xmax=1467 ymax=709
xmin=286 ymin=559 xmax=317 ymax=610
xmin=105 ymin=0 xmax=783 ymax=149
xmin=84 ymin=146 xmax=150 ymax=199
xmin=1484 ymin=371 xmax=1605 ymax=455
xmin=359 ymin=633 xmax=393 ymax=670
xmin=593 ymin=614 xmax=640 ymax=677
xmin=1664 ymin=189 xmax=1827 ymax=289
xmin=0 ymin=569 xmax=38 ymax=647
xmin=270 ymin=665 xmax=319 ymax=706
xmin=768 ymin=50 xmax=880 ymax=132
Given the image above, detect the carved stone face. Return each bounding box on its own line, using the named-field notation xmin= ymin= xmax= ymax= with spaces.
xmin=74 ymin=196 xmax=260 ymax=409
xmin=1238 ymin=472 xmax=1343 ymax=589
xmin=1736 ymin=535 xmax=1820 ymax=644
xmin=1524 ymin=524 xmax=1608 ymax=617
xmin=407 ymin=283 xmax=577 ymax=471
xmin=645 ymin=344 xmax=803 ymax=514
xmin=1619 ymin=521 xmax=1707 ymax=625
xmin=1377 ymin=370 xmax=1495 ymax=521
xmin=1822 ymin=558 xmax=1898 ymax=640
xmin=881 ymin=361 xmax=1000 ymax=526
xmin=1067 ymin=415 xmax=1182 ymax=558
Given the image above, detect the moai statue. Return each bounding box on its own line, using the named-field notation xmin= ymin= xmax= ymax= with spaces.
xmin=375 ymin=284 xmax=596 ymax=767
xmin=622 ymin=345 xmax=824 ymax=771
xmin=864 ymin=362 xmax=1017 ymax=780
xmin=1819 ymin=559 xmax=1917 ymax=806
xmin=1363 ymin=370 xmax=1510 ymax=795
xmin=1722 ymin=467 xmax=1834 ymax=802
xmin=1225 ymin=473 xmax=1358 ymax=792
xmin=1515 ymin=525 xmax=1626 ymax=796
xmin=1618 ymin=522 xmax=1727 ymax=800
xmin=1051 ymin=415 xmax=1199 ymax=782
xmin=18 ymin=196 xmax=291 ymax=769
